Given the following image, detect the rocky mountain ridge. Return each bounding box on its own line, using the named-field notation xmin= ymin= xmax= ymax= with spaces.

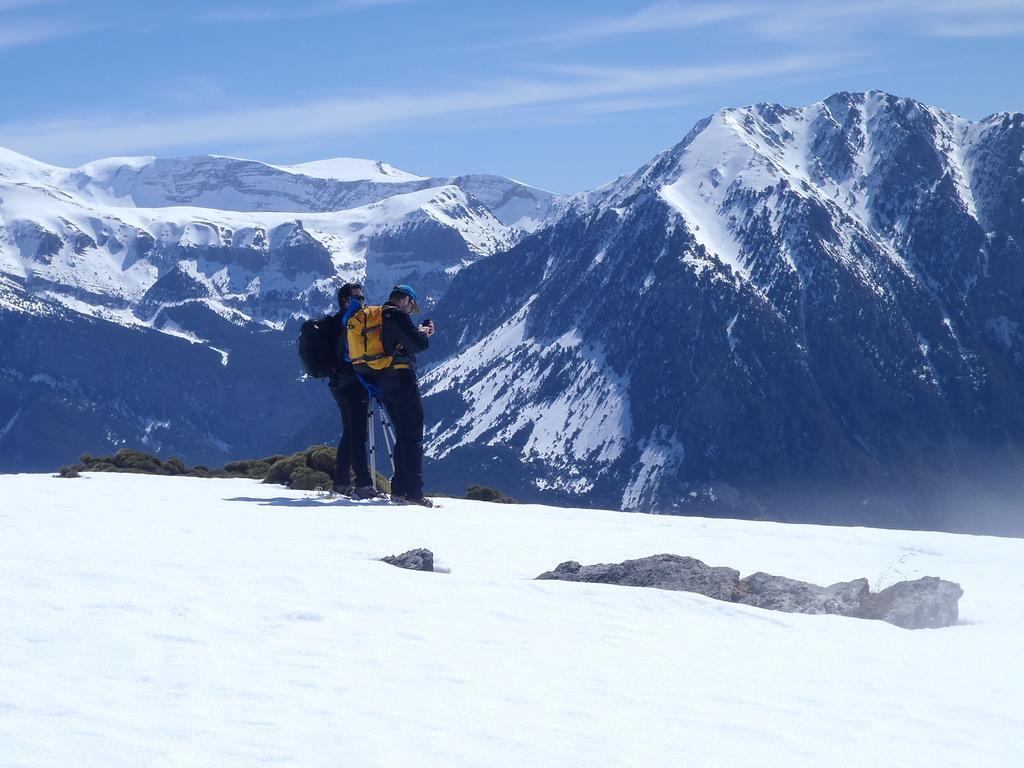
xmin=0 ymin=148 xmax=560 ymax=327
xmin=3 ymin=91 xmax=1023 ymax=534
xmin=420 ymin=90 xmax=1024 ymax=534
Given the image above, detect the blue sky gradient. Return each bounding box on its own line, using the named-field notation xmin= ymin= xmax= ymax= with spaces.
xmin=1 ymin=0 xmax=1022 ymax=192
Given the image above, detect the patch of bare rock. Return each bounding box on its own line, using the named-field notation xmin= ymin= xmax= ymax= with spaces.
xmin=536 ymin=554 xmax=962 ymax=629
xmin=381 ymin=548 xmax=435 ymax=572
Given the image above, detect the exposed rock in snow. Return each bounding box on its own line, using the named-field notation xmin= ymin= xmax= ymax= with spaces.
xmin=853 ymin=576 xmax=963 ymax=629
xmin=536 ymin=554 xmax=740 ymax=601
xmin=381 ymin=548 xmax=435 ymax=572
xmin=733 ymin=573 xmax=869 ymax=615
xmin=537 ymin=555 xmax=962 ymax=629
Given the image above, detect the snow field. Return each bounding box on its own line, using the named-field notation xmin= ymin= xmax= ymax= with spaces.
xmin=1 ymin=473 xmax=1022 ymax=767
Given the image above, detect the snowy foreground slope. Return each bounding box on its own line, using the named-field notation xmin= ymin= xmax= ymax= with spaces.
xmin=2 ymin=473 xmax=1022 ymax=768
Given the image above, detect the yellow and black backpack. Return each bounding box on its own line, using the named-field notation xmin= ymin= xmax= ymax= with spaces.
xmin=346 ymin=305 xmax=393 ymax=373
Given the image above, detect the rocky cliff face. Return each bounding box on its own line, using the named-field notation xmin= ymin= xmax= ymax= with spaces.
xmin=421 ymin=92 xmax=1024 ymax=534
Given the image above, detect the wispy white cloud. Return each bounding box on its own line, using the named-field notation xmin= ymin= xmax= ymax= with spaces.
xmin=908 ymin=0 xmax=1024 ymax=38
xmin=924 ymin=19 xmax=1024 ymax=38
xmin=0 ymin=0 xmax=99 ymax=51
xmin=743 ymin=1 xmax=1011 ymax=40
xmin=751 ymin=0 xmax=1024 ymax=40
xmin=544 ymin=56 xmax=845 ymax=93
xmin=0 ymin=19 xmax=94 ymax=50
xmin=542 ymin=0 xmax=1024 ymax=45
xmin=197 ymin=0 xmax=412 ymax=24
xmin=564 ymin=94 xmax=696 ymax=117
xmin=0 ymin=0 xmax=68 ymax=10
xmin=531 ymin=94 xmax=700 ymax=130
xmin=545 ymin=1 xmax=759 ymax=44
xmin=0 ymin=0 xmax=410 ymax=52
xmin=0 ymin=54 xmax=842 ymax=162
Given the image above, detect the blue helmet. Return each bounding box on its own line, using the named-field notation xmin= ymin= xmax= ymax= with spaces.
xmin=391 ymin=284 xmax=420 ymax=313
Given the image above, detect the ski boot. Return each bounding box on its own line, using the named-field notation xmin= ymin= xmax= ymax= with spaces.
xmin=353 ymin=485 xmax=387 ymax=500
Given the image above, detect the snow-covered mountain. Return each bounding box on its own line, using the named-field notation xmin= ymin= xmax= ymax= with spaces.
xmin=422 ymin=91 xmax=1024 ymax=534
xmin=3 ymin=472 xmax=1022 ymax=766
xmin=0 ymin=148 xmax=559 ymax=325
xmin=0 ymin=148 xmax=562 ymax=471
xmin=5 ymin=91 xmax=1024 ymax=534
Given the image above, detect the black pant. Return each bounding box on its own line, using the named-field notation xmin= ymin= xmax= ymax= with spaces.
xmin=375 ymin=369 xmax=425 ymax=498
xmin=329 ymin=379 xmax=372 ymax=488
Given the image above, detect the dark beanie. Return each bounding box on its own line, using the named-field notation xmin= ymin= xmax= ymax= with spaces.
xmin=338 ymin=282 xmax=363 ymax=309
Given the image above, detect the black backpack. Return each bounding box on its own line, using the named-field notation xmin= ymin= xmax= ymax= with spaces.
xmin=297 ymin=313 xmax=342 ymax=378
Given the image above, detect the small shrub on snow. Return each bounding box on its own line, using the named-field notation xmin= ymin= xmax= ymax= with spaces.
xmin=264 ymin=455 xmax=308 ymax=485
xmin=165 ymin=457 xmax=187 ymax=476
xmin=289 ymin=466 xmax=332 ymax=491
xmin=222 ymin=459 xmax=272 ymax=479
xmin=307 ymin=447 xmax=336 ymax=476
xmin=59 ymin=446 xmax=391 ymax=492
xmin=465 ymin=484 xmax=518 ymax=504
xmin=112 ymin=448 xmax=163 ymax=473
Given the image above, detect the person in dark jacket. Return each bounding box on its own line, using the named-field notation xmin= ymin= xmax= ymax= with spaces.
xmin=329 ymin=282 xmax=377 ymax=498
xmin=373 ymin=284 xmax=434 ymax=506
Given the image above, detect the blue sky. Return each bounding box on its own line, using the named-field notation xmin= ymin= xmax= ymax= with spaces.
xmin=1 ymin=0 xmax=1022 ymax=192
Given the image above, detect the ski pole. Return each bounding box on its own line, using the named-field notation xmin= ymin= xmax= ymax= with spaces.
xmin=367 ymin=401 xmax=377 ymax=491
xmin=376 ymin=397 xmax=397 ymax=475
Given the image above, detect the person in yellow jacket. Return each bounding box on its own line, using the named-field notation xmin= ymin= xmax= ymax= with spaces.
xmin=354 ymin=284 xmax=435 ymax=506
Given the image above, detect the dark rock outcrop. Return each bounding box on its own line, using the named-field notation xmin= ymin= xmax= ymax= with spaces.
xmin=381 ymin=548 xmax=435 ymax=572
xmin=537 ymin=554 xmax=962 ymax=629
